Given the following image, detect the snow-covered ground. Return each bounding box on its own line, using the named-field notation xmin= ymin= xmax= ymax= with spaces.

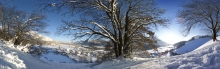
xmin=174 ymin=36 xmax=211 ymax=54
xmin=94 ymin=36 xmax=220 ymax=69
xmin=0 ymin=41 xmax=25 ymax=69
xmin=42 ymin=44 xmax=106 ymax=63
xmin=1 ymin=36 xmax=220 ymax=69
xmin=0 ymin=41 xmax=94 ymax=69
xmin=40 ymin=53 xmax=76 ymax=63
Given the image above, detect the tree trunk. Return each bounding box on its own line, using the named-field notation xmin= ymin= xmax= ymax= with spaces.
xmin=123 ymin=31 xmax=131 ymax=58
xmin=123 ymin=45 xmax=131 ymax=58
xmin=114 ymin=42 xmax=119 ymax=57
xmin=14 ymin=39 xmax=20 ymax=45
xmin=7 ymin=23 xmax=10 ymax=40
xmin=118 ymin=42 xmax=122 ymax=57
xmin=14 ymin=37 xmax=23 ymax=45
xmin=212 ymin=29 xmax=217 ymax=41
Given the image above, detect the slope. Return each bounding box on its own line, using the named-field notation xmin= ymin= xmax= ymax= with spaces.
xmin=173 ymin=36 xmax=211 ymax=54
xmin=0 ymin=41 xmax=26 ymax=69
xmin=194 ymin=36 xmax=220 ymax=51
xmin=94 ymin=36 xmax=220 ymax=69
xmin=0 ymin=41 xmax=58 ymax=69
xmin=0 ymin=41 xmax=93 ymax=69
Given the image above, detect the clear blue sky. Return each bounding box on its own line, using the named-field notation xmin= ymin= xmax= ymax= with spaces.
xmin=0 ymin=0 xmax=206 ymax=44
xmin=155 ymin=0 xmax=206 ymax=44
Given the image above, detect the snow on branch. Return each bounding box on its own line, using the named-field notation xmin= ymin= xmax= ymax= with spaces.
xmin=59 ymin=21 xmax=117 ymax=42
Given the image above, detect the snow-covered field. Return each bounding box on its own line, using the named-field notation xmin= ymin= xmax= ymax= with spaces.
xmin=0 ymin=36 xmax=220 ymax=69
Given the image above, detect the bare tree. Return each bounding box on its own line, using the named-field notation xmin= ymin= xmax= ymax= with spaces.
xmin=42 ymin=0 xmax=168 ymax=58
xmin=10 ymin=11 xmax=49 ymax=45
xmin=178 ymin=0 xmax=220 ymax=41
xmin=0 ymin=1 xmax=20 ymax=41
xmin=0 ymin=5 xmax=16 ymax=40
xmin=0 ymin=2 xmax=49 ymax=46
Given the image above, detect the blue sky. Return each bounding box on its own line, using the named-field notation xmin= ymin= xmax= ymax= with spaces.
xmin=0 ymin=0 xmax=206 ymax=44
xmin=155 ymin=0 xmax=205 ymax=44
xmin=0 ymin=0 xmax=73 ymax=42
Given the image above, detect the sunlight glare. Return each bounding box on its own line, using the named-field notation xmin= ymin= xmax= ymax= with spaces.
xmin=159 ymin=32 xmax=182 ymax=44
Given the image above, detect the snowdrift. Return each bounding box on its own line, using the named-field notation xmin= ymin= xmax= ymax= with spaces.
xmin=0 ymin=41 xmax=26 ymax=69
xmin=164 ymin=40 xmax=220 ymax=69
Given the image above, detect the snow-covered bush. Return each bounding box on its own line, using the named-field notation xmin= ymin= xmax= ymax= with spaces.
xmin=15 ymin=44 xmax=45 ymax=56
xmin=97 ymin=51 xmax=115 ymax=62
xmin=96 ymin=42 xmax=116 ymax=62
xmin=29 ymin=45 xmax=45 ymax=55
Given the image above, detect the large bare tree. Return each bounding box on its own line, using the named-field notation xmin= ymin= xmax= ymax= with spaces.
xmin=178 ymin=0 xmax=220 ymax=41
xmin=42 ymin=0 xmax=168 ymax=58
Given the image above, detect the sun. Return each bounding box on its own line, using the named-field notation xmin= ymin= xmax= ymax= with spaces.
xmin=158 ymin=32 xmax=182 ymax=44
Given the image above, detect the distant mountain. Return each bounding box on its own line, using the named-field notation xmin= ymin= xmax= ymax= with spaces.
xmin=26 ymin=31 xmax=53 ymax=41
xmin=156 ymin=38 xmax=169 ymax=47
xmin=26 ymin=31 xmax=58 ymax=45
xmin=145 ymin=37 xmax=169 ymax=50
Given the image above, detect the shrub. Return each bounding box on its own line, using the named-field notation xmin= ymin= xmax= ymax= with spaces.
xmin=28 ymin=45 xmax=44 ymax=56
xmin=97 ymin=42 xmax=116 ymax=62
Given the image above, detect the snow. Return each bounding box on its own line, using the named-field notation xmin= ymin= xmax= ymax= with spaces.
xmin=94 ymin=36 xmax=220 ymax=69
xmin=26 ymin=31 xmax=53 ymax=41
xmin=40 ymin=53 xmax=76 ymax=63
xmin=193 ymin=37 xmax=220 ymax=51
xmin=1 ymin=35 xmax=220 ymax=69
xmin=174 ymin=36 xmax=211 ymax=54
xmin=0 ymin=42 xmax=26 ymax=69
xmin=51 ymin=3 xmax=56 ymax=6
xmin=0 ymin=41 xmax=93 ymax=69
xmin=157 ymin=45 xmax=174 ymax=52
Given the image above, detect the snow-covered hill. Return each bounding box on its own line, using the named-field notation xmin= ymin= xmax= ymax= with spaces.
xmin=145 ymin=38 xmax=169 ymax=50
xmin=26 ymin=31 xmax=60 ymax=45
xmin=174 ymin=36 xmax=211 ymax=54
xmin=94 ymin=36 xmax=220 ymax=69
xmin=26 ymin=31 xmax=53 ymax=42
xmin=156 ymin=38 xmax=169 ymax=47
